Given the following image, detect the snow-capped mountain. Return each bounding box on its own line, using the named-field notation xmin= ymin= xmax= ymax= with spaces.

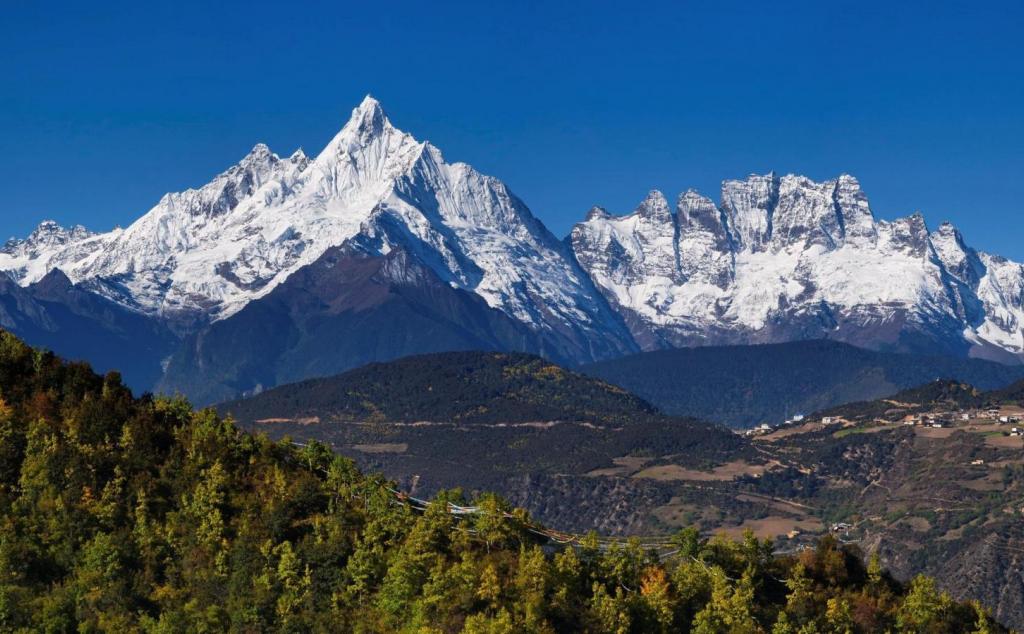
xmin=570 ymin=173 xmax=1024 ymax=362
xmin=3 ymin=97 xmax=1023 ymax=402
xmin=1 ymin=221 xmax=112 ymax=287
xmin=1 ymin=96 xmax=634 ymax=356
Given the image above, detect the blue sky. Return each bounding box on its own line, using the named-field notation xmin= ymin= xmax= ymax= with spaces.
xmin=2 ymin=1 xmax=1022 ymax=257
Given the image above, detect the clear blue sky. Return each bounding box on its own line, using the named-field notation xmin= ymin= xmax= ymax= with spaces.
xmin=2 ymin=1 xmax=1022 ymax=257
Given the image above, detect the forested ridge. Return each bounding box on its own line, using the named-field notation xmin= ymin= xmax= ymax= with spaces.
xmin=0 ymin=331 xmax=1004 ymax=632
xmin=219 ymin=351 xmax=665 ymax=426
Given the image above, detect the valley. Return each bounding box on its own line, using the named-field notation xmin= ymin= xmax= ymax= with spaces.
xmin=0 ymin=328 xmax=1003 ymax=632
xmin=7 ymin=4 xmax=1021 ymax=631
xmin=3 ymin=88 xmax=1022 ymax=632
xmin=221 ymin=353 xmax=1024 ymax=629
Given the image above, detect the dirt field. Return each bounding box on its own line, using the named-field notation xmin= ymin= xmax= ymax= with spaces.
xmin=985 ymin=434 xmax=1024 ymax=449
xmin=714 ymin=515 xmax=823 ymax=539
xmin=736 ymin=493 xmax=816 ymax=515
xmin=256 ymin=416 xmax=321 ymax=425
xmin=633 ymin=459 xmax=775 ymax=482
xmin=962 ymin=476 xmax=1003 ymax=491
xmin=650 ymin=498 xmax=702 ymax=527
xmin=914 ymin=427 xmax=957 ymax=439
xmin=352 ymin=443 xmax=409 ymax=454
xmin=901 ymin=516 xmax=932 ymax=532
xmin=586 ymin=456 xmax=651 ymax=477
xmin=755 ymin=422 xmax=826 ymax=442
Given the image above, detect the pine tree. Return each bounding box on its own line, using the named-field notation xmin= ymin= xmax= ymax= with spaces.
xmin=691 ymin=568 xmax=762 ymax=634
xmin=897 ymin=575 xmax=953 ymax=632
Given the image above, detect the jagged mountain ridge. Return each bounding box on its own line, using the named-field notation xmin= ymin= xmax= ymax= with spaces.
xmin=1 ymin=96 xmax=1023 ymax=402
xmin=0 ymin=96 xmax=634 ymax=358
xmin=570 ymin=173 xmax=1024 ymax=362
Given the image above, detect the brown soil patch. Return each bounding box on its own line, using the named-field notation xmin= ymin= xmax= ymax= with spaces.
xmin=352 ymin=443 xmax=408 ymax=454
xmin=985 ymin=434 xmax=1024 ymax=449
xmin=989 ymin=458 xmax=1024 ymax=468
xmin=633 ymin=459 xmax=776 ymax=482
xmin=736 ymin=493 xmax=815 ymax=515
xmin=255 ymin=416 xmax=321 ymax=425
xmin=756 ymin=422 xmax=824 ymax=442
xmin=882 ymin=399 xmax=919 ymax=407
xmin=902 ymin=516 xmax=932 ymax=532
xmin=586 ymin=456 xmax=651 ymax=477
xmin=650 ymin=498 xmax=702 ymax=527
xmin=940 ymin=525 xmax=967 ymax=541
xmin=914 ymin=427 xmax=956 ymax=439
xmin=715 ymin=516 xmax=823 ymax=540
xmin=961 ymin=477 xmax=1003 ymax=492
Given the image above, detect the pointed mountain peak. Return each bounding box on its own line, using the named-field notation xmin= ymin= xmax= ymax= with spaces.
xmin=32 ymin=219 xmax=64 ymax=234
xmin=288 ymin=148 xmax=310 ymax=172
xmin=233 ymin=143 xmax=279 ymax=173
xmin=318 ymin=95 xmax=412 ymax=163
xmin=677 ymin=188 xmax=714 ymax=205
xmin=34 ymin=267 xmax=74 ymax=292
xmin=932 ymin=221 xmax=969 ymax=250
xmin=358 ymin=93 xmax=383 ymax=111
xmin=635 ymin=190 xmax=672 ymax=221
xmin=832 ymin=171 xmax=870 ymax=202
xmin=1 ymin=220 xmax=95 ymax=257
xmin=585 ymin=206 xmax=611 ymax=221
xmin=721 ymin=171 xmax=781 ymax=196
xmin=887 ymin=211 xmax=928 ymax=234
xmin=27 ymin=220 xmax=93 ymax=242
xmin=345 ymin=94 xmax=389 ymax=137
xmin=249 ymin=142 xmax=272 ymax=156
xmin=677 ymin=189 xmax=718 ymax=218
xmin=836 ymin=173 xmax=861 ymax=187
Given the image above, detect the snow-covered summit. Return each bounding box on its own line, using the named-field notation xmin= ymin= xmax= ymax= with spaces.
xmin=3 ymin=220 xmax=95 ymax=252
xmin=0 ymin=220 xmax=113 ymax=286
xmin=571 ymin=173 xmax=1024 ymax=360
xmin=3 ymin=103 xmax=1022 ymax=364
xmin=0 ymin=96 xmax=633 ymax=354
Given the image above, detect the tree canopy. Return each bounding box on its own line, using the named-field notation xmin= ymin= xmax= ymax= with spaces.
xmin=0 ymin=330 xmax=1003 ymax=632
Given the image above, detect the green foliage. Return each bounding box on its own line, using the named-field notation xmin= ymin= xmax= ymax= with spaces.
xmin=0 ymin=329 xmax=1005 ymax=632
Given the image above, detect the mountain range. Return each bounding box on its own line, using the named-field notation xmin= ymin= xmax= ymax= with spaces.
xmin=217 ymin=347 xmax=1024 ymax=630
xmin=581 ymin=340 xmax=1024 ymax=426
xmin=2 ymin=96 xmax=1023 ymax=403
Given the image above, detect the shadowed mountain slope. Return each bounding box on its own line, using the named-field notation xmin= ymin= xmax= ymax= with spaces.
xmin=581 ymin=339 xmax=1024 ymax=427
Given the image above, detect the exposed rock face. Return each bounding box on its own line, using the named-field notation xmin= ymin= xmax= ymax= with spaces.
xmin=570 ymin=173 xmax=1024 ymax=362
xmin=3 ymin=97 xmax=1024 ymax=400
xmin=158 ymin=244 xmax=596 ymax=405
xmin=0 ymin=97 xmax=634 ymax=360
xmin=0 ymin=97 xmax=637 ymax=398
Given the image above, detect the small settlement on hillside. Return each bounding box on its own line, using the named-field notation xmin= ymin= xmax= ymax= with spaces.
xmin=745 ymin=399 xmax=1024 ymax=446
